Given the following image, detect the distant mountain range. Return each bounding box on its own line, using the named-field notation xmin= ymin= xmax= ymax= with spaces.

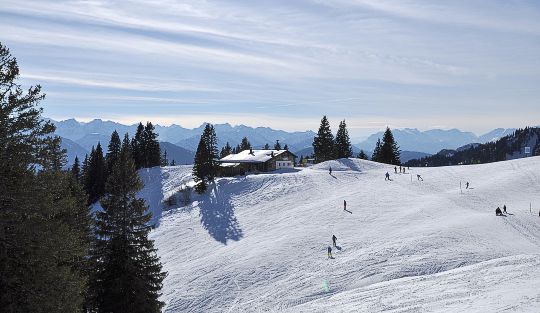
xmin=356 ymin=128 xmax=517 ymax=154
xmin=51 ymin=118 xmax=521 ymax=165
xmin=405 ymin=127 xmax=540 ymax=167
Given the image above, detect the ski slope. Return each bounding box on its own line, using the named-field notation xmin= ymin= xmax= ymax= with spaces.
xmin=142 ymin=157 xmax=540 ymax=312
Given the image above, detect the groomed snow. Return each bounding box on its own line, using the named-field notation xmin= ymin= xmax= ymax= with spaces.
xmin=144 ymin=157 xmax=540 ymax=312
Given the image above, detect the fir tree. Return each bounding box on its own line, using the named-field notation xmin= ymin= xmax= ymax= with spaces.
xmin=357 ymin=150 xmax=368 ymax=160
xmin=312 ymin=115 xmax=335 ymax=162
xmin=284 ymin=144 xmax=289 ymax=150
xmin=131 ymin=123 xmax=145 ymax=169
xmin=220 ymin=142 xmax=232 ymax=158
xmin=160 ymin=149 xmax=169 ymax=166
xmin=72 ymin=156 xmax=81 ymax=182
xmin=192 ymin=124 xmax=219 ymax=193
xmin=274 ymin=140 xmax=281 ymax=150
xmin=334 ymin=119 xmax=352 ymax=158
xmin=90 ymin=140 xmax=166 ymax=313
xmin=372 ymin=139 xmax=382 ymax=162
xmin=0 ymin=42 xmax=91 ymax=313
xmin=264 ymin=143 xmax=270 ymax=150
xmin=106 ymin=130 xmax=121 ymax=175
xmin=240 ymin=137 xmax=251 ymax=151
xmin=143 ymin=122 xmax=161 ymax=168
xmin=379 ymin=127 xmax=401 ymax=165
xmin=86 ymin=143 xmax=107 ymax=205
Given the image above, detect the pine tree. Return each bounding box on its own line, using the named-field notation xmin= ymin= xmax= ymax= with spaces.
xmin=86 ymin=143 xmax=107 ymax=205
xmin=0 ymin=42 xmax=91 ymax=312
xmin=143 ymin=122 xmax=161 ymax=168
xmin=240 ymin=137 xmax=251 ymax=151
xmin=264 ymin=143 xmax=270 ymax=150
xmin=312 ymin=115 xmax=335 ymax=163
xmin=220 ymin=142 xmax=232 ymax=158
xmin=192 ymin=124 xmax=219 ymax=193
xmin=90 ymin=139 xmax=166 ymax=313
xmin=160 ymin=149 xmax=169 ymax=166
xmin=106 ymin=130 xmax=121 ymax=175
xmin=372 ymin=139 xmax=382 ymax=162
xmin=72 ymin=156 xmax=81 ymax=182
xmin=170 ymin=159 xmax=176 ymax=166
xmin=274 ymin=140 xmax=281 ymax=150
xmin=379 ymin=127 xmax=401 ymax=165
xmin=131 ymin=123 xmax=145 ymax=169
xmin=357 ymin=150 xmax=368 ymax=160
xmin=334 ymin=119 xmax=352 ymax=158
xmin=284 ymin=144 xmax=289 ymax=150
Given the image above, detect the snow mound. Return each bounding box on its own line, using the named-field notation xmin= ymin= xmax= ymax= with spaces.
xmin=310 ymin=158 xmax=383 ymax=172
xmin=144 ymin=157 xmax=540 ymax=312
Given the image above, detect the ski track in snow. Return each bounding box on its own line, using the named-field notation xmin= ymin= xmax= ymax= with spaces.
xmin=144 ymin=157 xmax=540 ymax=312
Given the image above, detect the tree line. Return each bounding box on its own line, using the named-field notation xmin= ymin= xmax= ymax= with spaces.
xmin=219 ymin=137 xmax=289 ymax=158
xmin=311 ymin=115 xmax=401 ymax=165
xmin=0 ymin=42 xmax=165 ymax=313
xmin=75 ymin=122 xmax=162 ymax=205
xmin=405 ymin=127 xmax=540 ymax=167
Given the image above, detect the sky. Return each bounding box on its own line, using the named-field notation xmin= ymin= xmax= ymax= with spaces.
xmin=1 ymin=0 xmax=539 ymax=139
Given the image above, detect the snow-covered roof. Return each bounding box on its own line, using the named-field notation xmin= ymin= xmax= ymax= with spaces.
xmin=219 ymin=149 xmax=291 ymax=163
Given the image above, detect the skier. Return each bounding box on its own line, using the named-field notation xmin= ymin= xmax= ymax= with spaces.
xmin=343 ymin=200 xmax=347 ymax=211
xmin=327 ymin=246 xmax=333 ymax=259
xmin=329 ymin=167 xmax=332 ymax=175
xmin=394 ymin=166 xmax=397 ymax=174
xmin=503 ymin=205 xmax=507 ymax=214
xmin=332 ymin=235 xmax=337 ymax=247
xmin=495 ymin=207 xmax=503 ymax=216
xmin=385 ymin=172 xmax=390 ymax=181
xmin=417 ymin=174 xmax=423 ymax=181
xmin=399 ymin=165 xmax=402 ymax=173
xmin=466 ymin=182 xmax=469 ymax=189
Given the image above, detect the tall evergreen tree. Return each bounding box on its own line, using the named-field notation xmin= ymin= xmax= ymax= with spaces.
xmin=90 ymin=139 xmax=166 ymax=313
xmin=143 ymin=122 xmax=161 ymax=168
xmin=131 ymin=123 xmax=145 ymax=169
xmin=72 ymin=156 xmax=81 ymax=182
xmin=240 ymin=137 xmax=251 ymax=151
xmin=0 ymin=42 xmax=91 ymax=313
xmin=192 ymin=124 xmax=219 ymax=193
xmin=379 ymin=127 xmax=401 ymax=165
xmin=160 ymin=149 xmax=169 ymax=166
xmin=334 ymin=119 xmax=352 ymax=158
xmin=264 ymin=143 xmax=270 ymax=150
xmin=86 ymin=143 xmax=107 ymax=205
xmin=284 ymin=144 xmax=289 ymax=150
xmin=106 ymin=130 xmax=121 ymax=175
xmin=220 ymin=142 xmax=232 ymax=158
xmin=372 ymin=139 xmax=382 ymax=162
xmin=312 ymin=115 xmax=335 ymax=163
xmin=274 ymin=140 xmax=281 ymax=150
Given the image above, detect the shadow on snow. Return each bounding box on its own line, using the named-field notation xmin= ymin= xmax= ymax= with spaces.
xmin=199 ymin=183 xmax=243 ymax=244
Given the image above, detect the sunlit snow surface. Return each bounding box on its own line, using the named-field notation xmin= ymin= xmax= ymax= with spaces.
xmin=141 ymin=157 xmax=540 ymax=312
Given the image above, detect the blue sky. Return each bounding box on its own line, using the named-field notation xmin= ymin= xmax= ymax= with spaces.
xmin=1 ymin=0 xmax=539 ymax=139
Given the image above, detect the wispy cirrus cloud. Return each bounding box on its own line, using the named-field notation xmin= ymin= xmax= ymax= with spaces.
xmin=1 ymin=0 xmax=539 ymax=136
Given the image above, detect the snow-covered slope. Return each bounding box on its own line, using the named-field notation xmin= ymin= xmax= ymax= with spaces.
xmin=144 ymin=157 xmax=540 ymax=312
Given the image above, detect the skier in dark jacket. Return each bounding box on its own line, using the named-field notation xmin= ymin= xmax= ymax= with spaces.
xmin=466 ymin=182 xmax=469 ymax=189
xmin=394 ymin=166 xmax=397 ymax=173
xmin=332 ymin=235 xmax=337 ymax=247
xmin=329 ymin=167 xmax=332 ymax=175
xmin=503 ymin=205 xmax=507 ymax=214
xmin=496 ymin=207 xmax=503 ymax=216
xmin=327 ymin=246 xmax=333 ymax=259
xmin=385 ymin=172 xmax=390 ymax=181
